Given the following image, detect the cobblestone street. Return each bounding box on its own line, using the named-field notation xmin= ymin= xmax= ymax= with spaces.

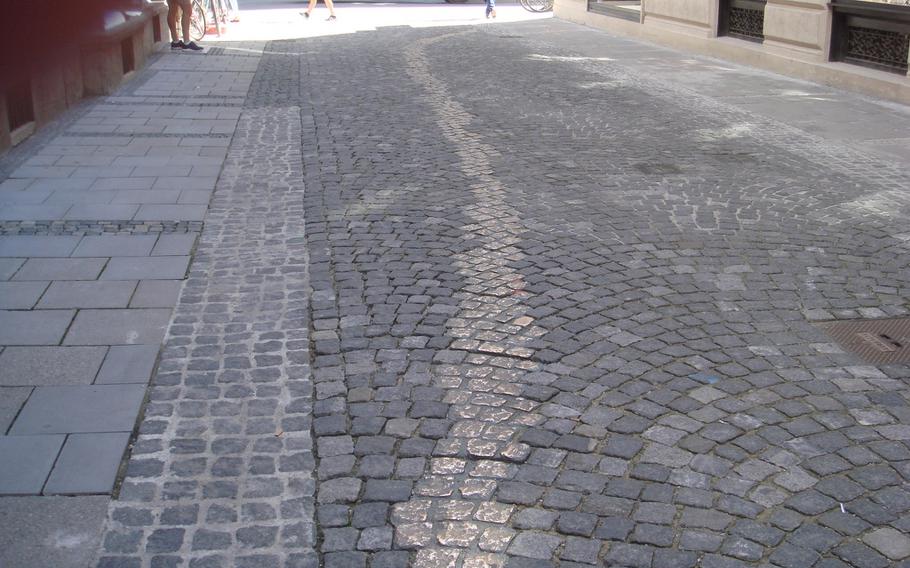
xmin=4 ymin=10 xmax=910 ymax=568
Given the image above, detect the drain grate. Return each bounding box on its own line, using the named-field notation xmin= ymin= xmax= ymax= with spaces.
xmin=818 ymin=317 xmax=910 ymax=365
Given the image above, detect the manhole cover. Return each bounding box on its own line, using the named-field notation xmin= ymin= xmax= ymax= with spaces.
xmin=635 ymin=163 xmax=682 ymax=175
xmin=818 ymin=317 xmax=910 ymax=365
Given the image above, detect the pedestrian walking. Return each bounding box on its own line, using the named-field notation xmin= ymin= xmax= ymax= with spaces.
xmin=167 ymin=0 xmax=204 ymax=50
xmin=485 ymin=0 xmax=496 ymax=19
xmin=225 ymin=0 xmax=241 ymax=22
xmin=301 ymin=0 xmax=337 ymax=22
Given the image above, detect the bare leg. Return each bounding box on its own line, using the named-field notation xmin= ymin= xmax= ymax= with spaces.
xmin=323 ymin=0 xmax=336 ymax=17
xmin=305 ymin=0 xmax=318 ymax=16
xmin=167 ymin=1 xmax=179 ymax=41
xmin=180 ymin=0 xmax=192 ymax=42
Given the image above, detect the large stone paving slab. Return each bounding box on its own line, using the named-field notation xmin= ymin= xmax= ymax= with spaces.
xmin=0 ymin=258 xmax=24 ymax=279
xmin=0 ymin=496 xmax=109 ymax=568
xmin=151 ymin=233 xmax=197 ymax=256
xmin=129 ymin=280 xmax=182 ymax=308
xmin=0 ymin=236 xmax=81 ymax=257
xmin=99 ymin=256 xmax=190 ymax=280
xmin=63 ymin=308 xmax=173 ymax=345
xmin=0 ymin=310 xmax=75 ymax=346
xmin=0 ymin=346 xmax=107 ymax=386
xmin=95 ymin=344 xmax=160 ymax=384
xmin=12 ymin=258 xmax=107 ymax=281
xmin=0 ymin=387 xmax=32 ymax=433
xmin=44 ymin=433 xmax=131 ymax=495
xmin=9 ymin=385 xmax=146 ymax=435
xmin=37 ymin=281 xmax=137 ymax=309
xmin=0 ymin=281 xmax=48 ymax=309
xmin=0 ymin=435 xmax=65 ymax=494
xmin=71 ymin=235 xmax=158 ymax=257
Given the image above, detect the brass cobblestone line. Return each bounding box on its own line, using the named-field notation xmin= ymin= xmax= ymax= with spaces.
xmin=397 ymin=32 xmax=545 ymax=567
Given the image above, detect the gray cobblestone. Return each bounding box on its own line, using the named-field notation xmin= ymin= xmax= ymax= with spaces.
xmin=94 ymin=44 xmax=313 ymax=567
xmin=84 ymin=15 xmax=910 ymax=568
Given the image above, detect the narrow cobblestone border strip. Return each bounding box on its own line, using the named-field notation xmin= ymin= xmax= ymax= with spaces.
xmin=95 ymin=46 xmax=317 ymax=565
xmin=59 ymin=132 xmax=233 ymax=139
xmin=0 ymin=220 xmax=203 ymax=236
xmin=98 ymin=101 xmax=245 ymax=108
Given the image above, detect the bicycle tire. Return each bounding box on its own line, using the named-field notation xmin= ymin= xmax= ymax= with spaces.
xmin=189 ymin=0 xmax=206 ymax=41
xmin=519 ymin=0 xmax=533 ymax=11
xmin=524 ymin=0 xmax=553 ymax=11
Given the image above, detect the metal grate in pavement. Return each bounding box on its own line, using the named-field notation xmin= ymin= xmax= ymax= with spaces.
xmin=203 ymin=47 xmax=261 ymax=57
xmin=818 ymin=317 xmax=910 ymax=364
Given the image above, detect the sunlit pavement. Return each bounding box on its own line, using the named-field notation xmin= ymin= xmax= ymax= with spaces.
xmin=206 ymin=2 xmax=551 ymax=42
xmin=3 ymin=6 xmax=910 ymax=568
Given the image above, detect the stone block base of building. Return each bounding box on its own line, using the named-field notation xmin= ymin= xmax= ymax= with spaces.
xmin=556 ymin=0 xmax=910 ymax=104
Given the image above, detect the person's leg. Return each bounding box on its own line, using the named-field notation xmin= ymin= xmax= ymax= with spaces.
xmin=227 ymin=0 xmax=240 ymax=21
xmin=323 ymin=0 xmax=336 ymax=19
xmin=304 ymin=0 xmax=318 ymax=17
xmin=166 ymin=0 xmax=180 ymax=42
xmin=489 ymin=0 xmax=496 ymax=18
xmin=178 ymin=0 xmax=192 ymax=43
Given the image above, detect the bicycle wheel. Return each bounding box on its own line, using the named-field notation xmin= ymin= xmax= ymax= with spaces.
xmin=189 ymin=0 xmax=206 ymax=41
xmin=524 ymin=0 xmax=553 ymax=11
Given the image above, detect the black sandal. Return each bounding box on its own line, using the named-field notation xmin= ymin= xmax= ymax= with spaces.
xmin=301 ymin=11 xmax=310 ymax=18
xmin=326 ymin=14 xmax=336 ymax=20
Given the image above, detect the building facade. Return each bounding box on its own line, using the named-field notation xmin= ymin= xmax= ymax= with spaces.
xmin=0 ymin=1 xmax=168 ymax=153
xmin=554 ymin=0 xmax=910 ymax=103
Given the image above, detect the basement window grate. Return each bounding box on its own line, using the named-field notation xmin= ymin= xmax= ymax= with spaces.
xmin=6 ymin=80 xmax=35 ymax=132
xmin=122 ymin=37 xmax=135 ymax=74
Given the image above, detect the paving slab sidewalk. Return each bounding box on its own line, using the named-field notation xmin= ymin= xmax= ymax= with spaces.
xmin=0 ymin=42 xmax=262 ymax=568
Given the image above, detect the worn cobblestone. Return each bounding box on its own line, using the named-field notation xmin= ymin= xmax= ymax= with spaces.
xmin=95 ymin=44 xmax=313 ymax=567
xmin=88 ymin=15 xmax=910 ymax=568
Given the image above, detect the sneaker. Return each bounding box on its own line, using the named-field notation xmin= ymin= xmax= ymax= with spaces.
xmin=184 ymin=41 xmax=204 ymax=51
xmin=170 ymin=40 xmax=185 ymax=49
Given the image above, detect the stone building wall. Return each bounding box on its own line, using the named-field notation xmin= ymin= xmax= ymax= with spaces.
xmin=556 ymin=0 xmax=910 ymax=103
